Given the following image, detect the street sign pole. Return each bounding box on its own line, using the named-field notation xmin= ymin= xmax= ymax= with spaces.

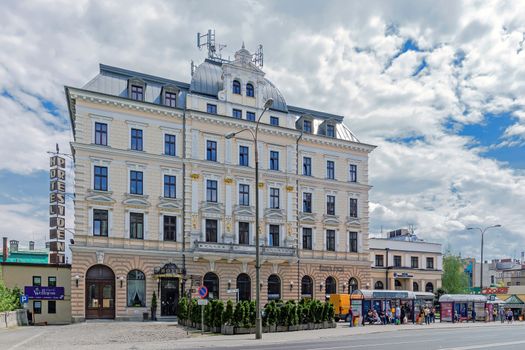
xmin=201 ymin=303 xmax=204 ymax=335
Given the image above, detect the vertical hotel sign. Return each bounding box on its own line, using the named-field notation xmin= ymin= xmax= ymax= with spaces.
xmin=49 ymin=150 xmax=66 ymax=264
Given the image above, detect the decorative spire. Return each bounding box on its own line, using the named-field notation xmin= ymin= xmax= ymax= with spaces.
xmin=242 ymin=41 xmax=245 ymax=49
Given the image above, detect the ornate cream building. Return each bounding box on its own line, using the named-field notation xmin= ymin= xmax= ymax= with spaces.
xmin=369 ymin=229 xmax=443 ymax=293
xmin=66 ymin=45 xmax=375 ymax=321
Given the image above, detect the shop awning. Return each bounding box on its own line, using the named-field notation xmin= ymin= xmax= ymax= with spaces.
xmin=504 ymin=295 xmax=525 ymax=308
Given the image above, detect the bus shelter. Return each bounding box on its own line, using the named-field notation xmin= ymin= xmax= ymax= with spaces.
xmin=414 ymin=292 xmax=435 ymax=312
xmin=439 ymin=294 xmax=488 ymax=322
xmin=351 ymin=289 xmax=418 ymax=324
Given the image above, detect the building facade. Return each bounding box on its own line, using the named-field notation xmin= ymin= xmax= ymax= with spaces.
xmin=369 ymin=230 xmax=442 ymax=293
xmin=66 ymin=45 xmax=375 ymax=321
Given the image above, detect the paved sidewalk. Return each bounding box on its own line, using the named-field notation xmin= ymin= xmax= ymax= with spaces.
xmin=170 ymin=321 xmax=525 ymax=349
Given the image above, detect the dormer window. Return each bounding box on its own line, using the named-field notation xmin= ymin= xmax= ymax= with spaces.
xmin=233 ymin=80 xmax=241 ymax=94
xmin=246 ymin=83 xmax=254 ymax=97
xmin=162 ymin=85 xmax=179 ymax=108
xmin=303 ymin=120 xmax=312 ymax=133
xmin=326 ymin=124 xmax=335 ymax=137
xmin=128 ymin=78 xmax=145 ymax=101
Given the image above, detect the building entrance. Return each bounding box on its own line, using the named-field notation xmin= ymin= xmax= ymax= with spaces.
xmin=160 ymin=278 xmax=179 ymax=316
xmin=85 ymin=264 xmax=115 ymax=319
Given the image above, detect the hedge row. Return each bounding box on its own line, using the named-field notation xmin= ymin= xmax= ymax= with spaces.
xmin=178 ymin=297 xmax=334 ymax=328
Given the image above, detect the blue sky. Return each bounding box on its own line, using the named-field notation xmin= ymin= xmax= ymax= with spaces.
xmin=1 ymin=0 xmax=525 ymax=259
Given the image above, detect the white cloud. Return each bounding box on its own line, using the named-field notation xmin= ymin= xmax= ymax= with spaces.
xmin=0 ymin=0 xmax=524 ymax=259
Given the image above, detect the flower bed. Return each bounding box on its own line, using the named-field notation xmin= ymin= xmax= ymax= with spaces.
xmin=177 ymin=298 xmax=336 ymax=335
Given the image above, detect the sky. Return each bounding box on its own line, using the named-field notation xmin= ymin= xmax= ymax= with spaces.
xmin=0 ymin=0 xmax=524 ymax=260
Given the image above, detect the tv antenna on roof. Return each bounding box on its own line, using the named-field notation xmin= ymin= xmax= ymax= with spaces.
xmin=197 ymin=30 xmax=227 ymax=61
xmin=252 ymin=44 xmax=264 ymax=68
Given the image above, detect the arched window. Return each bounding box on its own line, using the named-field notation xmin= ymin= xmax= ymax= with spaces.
xmin=425 ymin=282 xmax=434 ymax=293
xmin=237 ymin=273 xmax=251 ymax=301
xmin=374 ymin=281 xmax=384 ymax=290
xmin=413 ymin=282 xmax=419 ymax=292
xmin=246 ymin=83 xmax=254 ymax=97
xmin=127 ymin=270 xmax=146 ymax=307
xmin=349 ymin=278 xmax=359 ymax=293
xmin=325 ymin=276 xmax=337 ymax=296
xmin=301 ymin=275 xmax=313 ymax=298
xmin=233 ymin=80 xmax=241 ymax=94
xmin=204 ymin=272 xmax=219 ymax=300
xmin=394 ymin=279 xmax=402 ymax=290
xmin=267 ymin=275 xmax=281 ymax=301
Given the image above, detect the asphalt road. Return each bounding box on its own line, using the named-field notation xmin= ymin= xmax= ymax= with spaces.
xmin=182 ymin=326 xmax=525 ymax=350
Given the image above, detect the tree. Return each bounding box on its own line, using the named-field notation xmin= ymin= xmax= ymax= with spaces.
xmin=442 ymin=254 xmax=469 ymax=294
xmin=0 ymin=279 xmax=21 ymax=312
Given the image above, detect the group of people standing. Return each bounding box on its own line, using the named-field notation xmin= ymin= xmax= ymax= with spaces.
xmin=497 ymin=308 xmax=515 ymax=323
xmin=419 ymin=305 xmax=436 ymax=324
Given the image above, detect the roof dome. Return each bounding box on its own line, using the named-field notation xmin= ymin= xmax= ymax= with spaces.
xmin=261 ymin=78 xmax=288 ymax=112
xmin=190 ymin=59 xmax=223 ymax=97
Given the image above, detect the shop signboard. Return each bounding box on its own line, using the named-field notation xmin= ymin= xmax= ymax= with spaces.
xmin=24 ymin=286 xmax=65 ymax=300
xmin=49 ymin=149 xmax=66 ymax=265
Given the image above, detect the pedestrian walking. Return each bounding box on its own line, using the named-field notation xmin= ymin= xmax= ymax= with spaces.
xmin=424 ymin=306 xmax=430 ymax=325
xmin=395 ymin=305 xmax=401 ymax=325
xmin=499 ymin=308 xmax=505 ymax=323
xmin=471 ymin=309 xmax=476 ymax=323
xmin=506 ymin=309 xmax=513 ymax=323
xmin=430 ymin=307 xmax=436 ymax=323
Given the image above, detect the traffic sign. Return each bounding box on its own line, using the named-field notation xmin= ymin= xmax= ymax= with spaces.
xmin=227 ymin=289 xmax=239 ymax=293
xmin=198 ymin=286 xmax=208 ymax=299
xmin=20 ymin=294 xmax=28 ymax=304
xmin=197 ymin=299 xmax=208 ymax=306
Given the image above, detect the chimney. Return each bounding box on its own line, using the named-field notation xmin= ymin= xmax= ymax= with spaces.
xmin=2 ymin=237 xmax=7 ymax=262
xmin=29 ymin=241 xmax=35 ymax=250
xmin=9 ymin=240 xmax=19 ymax=252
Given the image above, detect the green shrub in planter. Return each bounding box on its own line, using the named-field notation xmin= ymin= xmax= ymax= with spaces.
xmin=243 ymin=301 xmax=254 ymax=328
xmin=267 ymin=301 xmax=278 ymax=327
xmin=213 ymin=300 xmax=224 ymax=328
xmin=178 ymin=297 xmax=188 ymax=322
xmin=327 ymin=302 xmax=335 ymax=322
xmin=233 ymin=301 xmax=244 ymax=327
xmin=322 ymin=302 xmax=329 ymax=322
xmin=223 ymin=300 xmax=234 ymax=326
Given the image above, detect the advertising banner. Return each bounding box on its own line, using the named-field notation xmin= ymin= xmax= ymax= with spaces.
xmin=24 ymin=286 xmax=65 ymax=300
xmin=441 ymin=302 xmax=453 ymax=322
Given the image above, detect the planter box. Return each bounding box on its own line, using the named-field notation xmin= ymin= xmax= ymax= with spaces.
xmin=315 ymin=323 xmax=322 ymax=329
xmin=300 ymin=324 xmax=309 ymax=331
xmin=234 ymin=327 xmax=251 ymax=334
xmin=308 ymin=322 xmax=315 ymax=330
xmin=269 ymin=324 xmax=277 ymax=332
xmin=276 ymin=325 xmax=288 ymax=332
xmin=288 ymin=325 xmax=299 ymax=331
xmin=221 ymin=325 xmax=234 ymax=335
xmin=322 ymin=321 xmax=328 ymax=328
xmin=212 ymin=326 xmax=221 ymax=333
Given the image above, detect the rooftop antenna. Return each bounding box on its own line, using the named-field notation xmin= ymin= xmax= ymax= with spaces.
xmin=252 ymin=44 xmax=264 ymax=68
xmin=197 ymin=30 xmax=227 ymax=61
xmin=191 ymin=60 xmax=195 ymax=76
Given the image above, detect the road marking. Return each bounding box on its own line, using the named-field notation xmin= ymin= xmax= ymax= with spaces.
xmin=7 ymin=331 xmax=45 ymax=350
xmin=441 ymin=340 xmax=525 ymax=350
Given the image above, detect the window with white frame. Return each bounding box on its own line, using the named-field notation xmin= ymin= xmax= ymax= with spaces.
xmin=239 ymin=184 xmax=250 ymax=206
xmin=206 ymin=180 xmax=218 ymax=203
xmin=326 ymin=160 xmax=335 ymax=179
xmin=130 ymin=171 xmax=143 ymax=195
xmin=94 ymin=122 xmax=108 ymax=146
xmin=163 ymin=215 xmax=176 ymax=241
xmin=302 ymin=227 xmax=312 ymax=250
xmin=349 ymin=198 xmax=358 ymax=218
xmin=349 ymin=231 xmax=358 ymax=252
xmin=303 ymin=192 xmax=312 ymax=213
xmin=349 ymin=164 xmax=357 ymax=182
xmin=270 ymin=187 xmax=280 ymax=209
xmin=206 ymin=219 xmax=218 ymax=242
xmin=269 ymin=225 xmax=280 ymax=247
xmin=164 ymin=175 xmax=176 ymax=198
xmin=239 ymin=145 xmax=249 ymax=166
xmin=130 ymin=212 xmax=144 ymax=239
xmin=269 ymin=151 xmax=279 ymax=171
xmin=239 ymin=222 xmax=250 ymax=245
xmin=326 ymin=195 xmax=336 ymax=215
xmin=326 ymin=230 xmax=336 ymax=251
xmin=93 ymin=209 xmax=109 ymax=237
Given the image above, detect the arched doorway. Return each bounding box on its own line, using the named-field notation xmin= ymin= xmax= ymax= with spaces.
xmin=267 ymin=275 xmax=281 ymax=301
xmin=237 ymin=273 xmax=251 ymax=301
xmin=413 ymin=282 xmax=419 ymax=292
xmin=349 ymin=278 xmax=359 ymax=293
xmin=375 ymin=281 xmax=384 ymax=290
xmin=425 ymin=282 xmax=434 ymax=293
xmin=85 ymin=264 xmax=115 ymax=319
xmin=325 ymin=276 xmax=336 ymax=298
xmin=204 ymin=272 xmax=219 ymax=300
xmin=301 ymin=275 xmax=313 ymax=299
xmin=394 ymin=279 xmax=402 ymax=290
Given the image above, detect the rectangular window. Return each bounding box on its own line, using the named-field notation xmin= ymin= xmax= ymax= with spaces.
xmin=130 ymin=171 xmax=143 ymax=195
xmin=94 ymin=166 xmax=108 ymax=191
xmin=302 ymin=228 xmax=312 ymax=250
xmin=130 ymin=213 xmax=144 ymax=239
xmin=303 ymin=192 xmax=312 ymax=213
xmin=130 ymin=128 xmax=143 ymax=151
xmin=205 ymin=219 xmax=218 ymax=242
xmin=130 ymin=85 xmax=143 ymax=101
xmin=270 ymin=116 xmax=279 ymax=126
xmin=93 ymin=209 xmax=109 ymax=237
xmin=349 ymin=231 xmax=358 ymax=252
xmin=327 ymin=160 xmax=335 ymax=179
xmin=394 ymin=255 xmax=402 ymax=267
xmin=411 ymin=256 xmax=419 ymax=268
xmin=349 ymin=164 xmax=357 ymax=182
xmin=246 ymin=111 xmax=256 ymax=121
xmin=270 ymin=187 xmax=280 ymax=209
xmin=232 ymin=109 xmax=242 ymax=119
xmin=48 ymin=300 xmax=56 ymax=314
xmin=164 ymin=91 xmax=177 ymax=107
xmin=239 ymin=146 xmax=249 ymax=166
xmin=269 ymin=225 xmax=280 ymax=247
xmin=239 ymin=222 xmax=250 ymax=245
xmin=163 ymin=215 xmax=177 ymax=241
xmin=375 ymin=255 xmax=384 ymax=267
xmin=326 ymin=230 xmax=336 ymax=251
xmin=32 ymin=276 xmax=41 ymax=287
xmin=206 ymin=140 xmax=217 ymax=161
xmin=164 ymin=175 xmax=176 ymax=198
xmin=206 ymin=180 xmax=218 ymax=203
xmin=269 ymin=151 xmax=279 ymax=171
xmin=239 ymin=184 xmax=250 ymax=206
xmin=94 ymin=122 xmax=108 ymax=146
xmin=48 ymin=276 xmax=57 ymax=287
xmin=164 ymin=134 xmax=176 ymax=156
xmin=426 ymin=257 xmax=434 ymax=269
xmin=303 ymin=120 xmax=312 ymax=133
xmin=303 ymin=157 xmax=312 ymax=176
xmin=207 ymin=103 xmax=217 ymax=114
xmin=33 ymin=301 xmax=42 ymax=314
xmin=326 ymin=124 xmax=335 ymax=137
xmin=349 ymin=198 xmax=358 ymax=218
xmin=326 ymin=195 xmax=335 ymax=215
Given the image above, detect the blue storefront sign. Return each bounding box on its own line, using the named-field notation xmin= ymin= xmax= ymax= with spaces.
xmin=24 ymin=286 xmax=65 ymax=300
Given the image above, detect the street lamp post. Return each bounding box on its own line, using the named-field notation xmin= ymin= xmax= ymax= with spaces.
xmin=225 ymin=98 xmax=273 ymax=340
xmin=467 ymin=224 xmax=501 ymax=291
